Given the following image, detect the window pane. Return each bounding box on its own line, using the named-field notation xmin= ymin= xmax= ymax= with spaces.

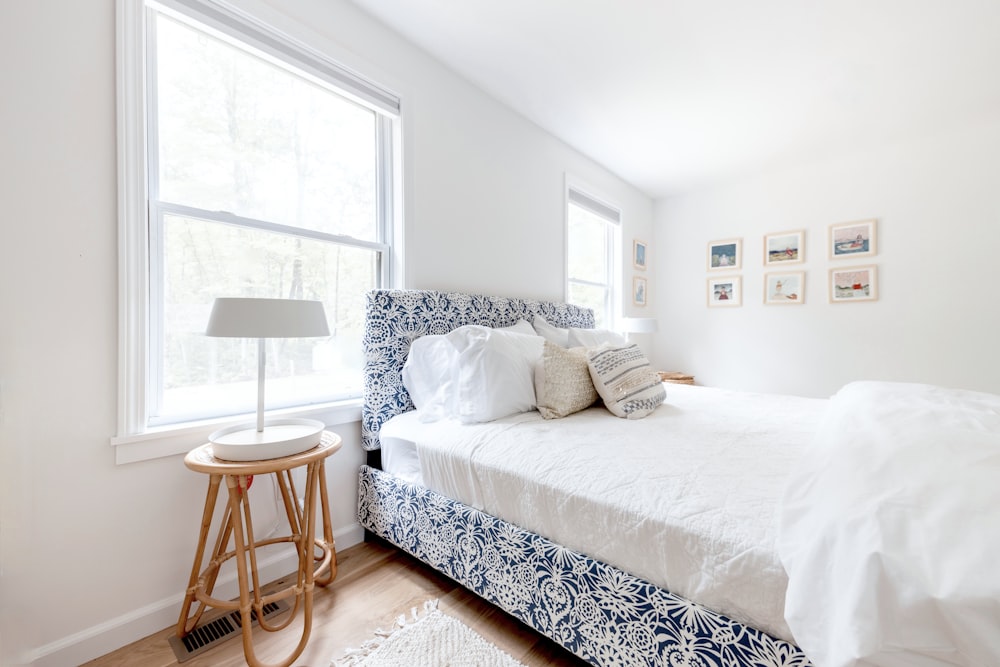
xmin=155 ymin=14 xmax=378 ymax=241
xmin=568 ymin=282 xmax=608 ymax=329
xmin=154 ymin=214 xmax=374 ymax=425
xmin=567 ymin=203 xmax=607 ymax=283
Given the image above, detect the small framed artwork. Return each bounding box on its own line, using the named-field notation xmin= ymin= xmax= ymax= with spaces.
xmin=707 ymin=276 xmax=741 ymax=307
xmin=764 ymin=271 xmax=805 ymax=305
xmin=633 ymin=276 xmax=648 ymax=306
xmin=829 ymin=265 xmax=878 ymax=303
xmin=707 ymin=238 xmax=742 ymax=271
xmin=829 ymin=218 xmax=877 ymax=260
xmin=764 ymin=229 xmax=804 ymax=265
xmin=633 ymin=239 xmax=648 ymax=270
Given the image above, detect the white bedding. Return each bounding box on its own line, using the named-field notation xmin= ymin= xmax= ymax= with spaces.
xmin=778 ymin=381 xmax=1000 ymax=667
xmin=379 ymin=383 xmax=827 ymax=642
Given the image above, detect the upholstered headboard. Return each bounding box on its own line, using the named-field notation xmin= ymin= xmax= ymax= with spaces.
xmin=361 ymin=289 xmax=595 ymax=451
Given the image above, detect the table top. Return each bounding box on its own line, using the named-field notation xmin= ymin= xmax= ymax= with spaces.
xmin=184 ymin=430 xmax=342 ymax=475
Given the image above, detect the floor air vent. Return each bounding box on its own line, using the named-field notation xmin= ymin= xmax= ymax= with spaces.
xmin=167 ymin=599 xmax=290 ymax=662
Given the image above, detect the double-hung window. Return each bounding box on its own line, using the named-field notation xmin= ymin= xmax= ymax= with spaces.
xmin=566 ymin=185 xmax=620 ymax=328
xmin=117 ymin=0 xmax=399 ymax=445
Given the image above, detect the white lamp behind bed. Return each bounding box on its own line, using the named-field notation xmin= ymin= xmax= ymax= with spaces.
xmin=619 ymin=317 xmax=658 ymax=358
xmin=620 ymin=317 xmax=658 ymax=340
xmin=205 ymin=297 xmax=330 ymax=461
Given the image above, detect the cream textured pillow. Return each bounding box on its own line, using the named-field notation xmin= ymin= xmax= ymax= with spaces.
xmin=534 ymin=341 xmax=598 ymax=419
xmin=587 ymin=343 xmax=665 ymax=419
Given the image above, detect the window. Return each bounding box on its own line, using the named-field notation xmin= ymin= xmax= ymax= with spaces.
xmin=566 ymin=186 xmax=620 ymax=328
xmin=117 ymin=0 xmax=399 ymax=436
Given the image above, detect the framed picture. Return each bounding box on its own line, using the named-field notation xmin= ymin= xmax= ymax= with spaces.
xmin=633 ymin=239 xmax=647 ymax=270
xmin=707 ymin=276 xmax=741 ymax=307
xmin=632 ymin=276 xmax=648 ymax=306
xmin=764 ymin=229 xmax=804 ymax=265
xmin=707 ymin=238 xmax=742 ymax=271
xmin=829 ymin=265 xmax=878 ymax=303
xmin=829 ymin=219 xmax=877 ymax=260
xmin=764 ymin=271 xmax=805 ymax=305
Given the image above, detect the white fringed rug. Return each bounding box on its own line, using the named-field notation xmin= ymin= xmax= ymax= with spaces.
xmin=332 ymin=600 xmax=527 ymax=667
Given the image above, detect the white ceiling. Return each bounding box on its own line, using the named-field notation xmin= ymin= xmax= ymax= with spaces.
xmin=347 ymin=0 xmax=1000 ymax=199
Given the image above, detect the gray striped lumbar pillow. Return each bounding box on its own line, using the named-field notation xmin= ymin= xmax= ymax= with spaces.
xmin=587 ymin=343 xmax=665 ymax=419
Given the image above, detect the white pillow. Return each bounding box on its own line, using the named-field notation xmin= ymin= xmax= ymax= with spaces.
xmin=531 ymin=316 xmax=571 ymax=347
xmin=401 ymin=335 xmax=459 ymax=421
xmin=500 ymin=319 xmax=537 ymax=336
xmin=446 ymin=325 xmax=544 ymax=423
xmin=568 ymin=327 xmax=627 ymax=348
xmin=587 ymin=343 xmax=665 ymax=419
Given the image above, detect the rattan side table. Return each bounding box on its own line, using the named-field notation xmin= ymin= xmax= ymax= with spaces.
xmin=176 ymin=431 xmax=341 ymax=667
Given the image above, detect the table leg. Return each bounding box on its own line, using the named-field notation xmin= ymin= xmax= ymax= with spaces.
xmin=176 ymin=474 xmax=222 ymax=637
xmin=230 ymin=471 xmax=314 ymax=667
xmin=315 ymin=459 xmax=337 ymax=586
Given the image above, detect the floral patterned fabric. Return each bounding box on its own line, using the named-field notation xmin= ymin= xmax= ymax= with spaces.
xmin=358 ymin=466 xmax=813 ymax=667
xmin=362 ymin=289 xmax=595 ymax=451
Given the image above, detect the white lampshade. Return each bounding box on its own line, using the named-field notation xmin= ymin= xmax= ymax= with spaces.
xmin=206 ymin=297 xmax=330 ymax=339
xmin=620 ymin=317 xmax=658 ymax=334
xmin=204 ymin=297 xmax=330 ymax=461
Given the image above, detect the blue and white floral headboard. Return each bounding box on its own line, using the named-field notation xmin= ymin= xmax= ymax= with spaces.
xmin=362 ymin=289 xmax=595 ymax=451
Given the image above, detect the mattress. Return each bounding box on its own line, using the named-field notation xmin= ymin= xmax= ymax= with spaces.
xmin=377 ymin=383 xmax=827 ymax=642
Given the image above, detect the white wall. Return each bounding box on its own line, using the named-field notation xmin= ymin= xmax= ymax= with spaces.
xmin=269 ymin=1 xmax=653 ymax=303
xmin=0 ymin=1 xmax=651 ymax=665
xmin=653 ymin=119 xmax=1000 ymax=398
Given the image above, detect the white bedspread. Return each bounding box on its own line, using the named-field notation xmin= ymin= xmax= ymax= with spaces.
xmin=778 ymin=381 xmax=1000 ymax=667
xmin=381 ymin=384 xmax=826 ymax=642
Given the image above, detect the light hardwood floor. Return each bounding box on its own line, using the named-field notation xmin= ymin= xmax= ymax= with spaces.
xmin=84 ymin=540 xmax=590 ymax=666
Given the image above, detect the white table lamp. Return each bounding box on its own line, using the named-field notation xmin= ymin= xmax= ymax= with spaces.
xmin=620 ymin=317 xmax=658 ymax=341
xmin=205 ymin=297 xmax=330 ymax=461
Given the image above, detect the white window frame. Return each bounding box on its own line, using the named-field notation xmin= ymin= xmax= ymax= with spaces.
xmin=565 ymin=177 xmax=621 ymax=328
xmin=113 ymin=0 xmax=401 ymax=463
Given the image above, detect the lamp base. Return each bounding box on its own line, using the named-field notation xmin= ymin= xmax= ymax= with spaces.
xmin=208 ymin=418 xmax=325 ymax=461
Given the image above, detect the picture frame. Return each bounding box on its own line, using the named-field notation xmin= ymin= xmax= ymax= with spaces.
xmin=764 ymin=229 xmax=804 ymax=265
xmin=633 ymin=239 xmax=647 ymax=270
xmin=707 ymin=276 xmax=741 ymax=307
xmin=764 ymin=271 xmax=805 ymax=305
xmin=829 ymin=265 xmax=878 ymax=303
xmin=632 ymin=276 xmax=648 ymax=306
xmin=707 ymin=238 xmax=742 ymax=271
xmin=829 ymin=219 xmax=877 ymax=260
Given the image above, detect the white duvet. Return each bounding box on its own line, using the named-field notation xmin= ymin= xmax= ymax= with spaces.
xmin=380 ymin=383 xmax=827 ymax=642
xmin=778 ymin=381 xmax=1000 ymax=667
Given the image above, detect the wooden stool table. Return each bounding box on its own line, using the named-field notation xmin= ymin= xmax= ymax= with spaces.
xmin=177 ymin=431 xmax=341 ymax=667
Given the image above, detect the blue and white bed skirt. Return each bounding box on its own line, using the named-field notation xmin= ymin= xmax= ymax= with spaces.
xmin=358 ymin=465 xmax=813 ymax=667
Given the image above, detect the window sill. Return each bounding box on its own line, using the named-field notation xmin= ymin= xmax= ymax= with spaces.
xmin=110 ymin=399 xmax=362 ymax=464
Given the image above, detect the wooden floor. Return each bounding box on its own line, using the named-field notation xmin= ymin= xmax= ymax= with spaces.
xmin=84 ymin=540 xmax=590 ymax=667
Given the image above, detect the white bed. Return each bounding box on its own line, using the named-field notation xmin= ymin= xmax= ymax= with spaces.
xmin=358 ymin=289 xmax=1000 ymax=667
xmin=381 ymin=384 xmax=826 ymax=642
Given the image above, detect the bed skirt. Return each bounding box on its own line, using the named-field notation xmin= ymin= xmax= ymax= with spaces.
xmin=357 ymin=465 xmax=813 ymax=667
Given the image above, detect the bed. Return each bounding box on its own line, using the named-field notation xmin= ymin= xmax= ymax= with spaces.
xmin=356 ymin=289 xmax=1000 ymax=667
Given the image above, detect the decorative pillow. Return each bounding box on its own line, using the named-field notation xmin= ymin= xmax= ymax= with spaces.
xmin=587 ymin=343 xmax=665 ymax=419
xmin=446 ymin=325 xmax=544 ymax=423
xmin=531 ymin=316 xmax=571 ymax=347
xmin=401 ymin=334 xmax=459 ymax=421
xmin=534 ymin=341 xmax=599 ymax=419
xmin=568 ymin=327 xmax=627 ymax=348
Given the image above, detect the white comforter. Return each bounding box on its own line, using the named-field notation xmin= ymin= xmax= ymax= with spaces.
xmin=381 ymin=384 xmax=827 ymax=642
xmin=778 ymin=381 xmax=1000 ymax=667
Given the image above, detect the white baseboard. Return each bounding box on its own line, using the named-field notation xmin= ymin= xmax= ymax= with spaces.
xmin=26 ymin=523 xmax=364 ymax=667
